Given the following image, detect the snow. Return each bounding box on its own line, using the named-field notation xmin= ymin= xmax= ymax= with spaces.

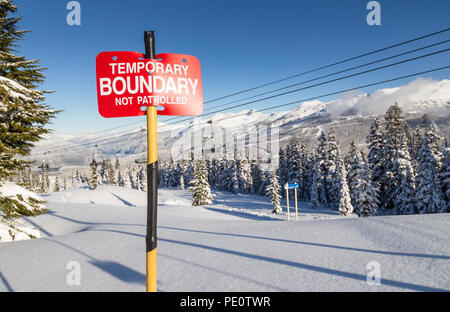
xmin=0 ymin=186 xmax=448 ymax=292
xmin=0 ymin=182 xmax=44 ymax=242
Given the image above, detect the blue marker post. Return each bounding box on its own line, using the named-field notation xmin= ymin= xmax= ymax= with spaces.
xmin=284 ymin=183 xmax=300 ymax=221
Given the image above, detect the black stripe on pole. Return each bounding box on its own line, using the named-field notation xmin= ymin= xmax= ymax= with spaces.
xmin=144 ymin=30 xmax=158 ymax=253
xmin=146 ymin=160 xmax=158 ymax=252
xmin=144 ymin=31 xmax=155 ymax=59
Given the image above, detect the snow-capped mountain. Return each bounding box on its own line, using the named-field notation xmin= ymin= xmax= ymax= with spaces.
xmin=30 ymin=78 xmax=450 ymax=168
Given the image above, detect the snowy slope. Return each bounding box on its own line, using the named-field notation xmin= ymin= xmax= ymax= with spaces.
xmin=0 ymin=186 xmax=448 ymax=292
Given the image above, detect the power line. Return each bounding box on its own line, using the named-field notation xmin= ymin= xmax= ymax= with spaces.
xmin=198 ymin=39 xmax=450 ymax=113
xmin=159 ymin=39 xmax=450 ymax=127
xmin=31 ymin=64 xmax=449 ymax=156
xmin=31 ymin=28 xmax=450 ymax=154
xmin=158 ymin=48 xmax=450 ymax=126
xmin=201 ymin=27 xmax=450 ymax=105
xmin=41 ymin=41 xmax=448 ymax=153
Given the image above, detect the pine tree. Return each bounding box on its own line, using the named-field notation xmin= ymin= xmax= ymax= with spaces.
xmin=347 ymin=141 xmax=365 ymax=212
xmin=63 ymin=176 xmax=67 ymax=191
xmin=238 ymin=156 xmax=253 ymax=194
xmin=415 ymin=132 xmax=446 ymax=214
xmin=393 ymin=136 xmax=416 ymax=215
xmin=366 ymin=118 xmax=385 ymax=201
xmin=257 ymin=170 xmax=269 ymax=196
xmin=277 ymin=147 xmax=288 ymax=189
xmin=285 ymin=137 xmax=301 ymax=185
xmin=54 ymin=175 xmax=60 ymax=192
xmin=347 ymin=145 xmax=380 ymax=217
xmin=310 ymin=132 xmax=329 ymax=207
xmin=250 ymin=161 xmax=263 ymax=195
xmin=99 ymin=160 xmax=108 ymax=185
xmin=227 ymin=159 xmax=240 ymax=193
xmin=0 ymin=1 xmax=59 ymax=184
xmin=136 ymin=166 xmax=147 ymax=191
xmin=123 ymin=168 xmax=132 ymax=188
xmin=189 ymin=158 xmax=213 ymax=206
xmin=335 ymin=147 xmax=353 ymax=216
xmin=114 ymin=158 xmax=120 ymax=171
xmin=382 ymin=103 xmax=411 ymax=211
xmin=44 ymin=170 xmax=50 ymax=191
xmin=71 ymin=171 xmax=76 ymax=188
xmin=266 ymin=170 xmax=282 ymax=214
xmin=440 ymin=144 xmax=450 ymax=212
xmin=106 ymin=158 xmax=117 ymax=186
xmin=39 ymin=172 xmax=46 ymax=193
xmin=355 ymin=161 xmax=380 ymax=217
xmin=89 ymin=156 xmax=99 ymax=190
xmin=179 ymin=174 xmax=185 ymax=190
xmin=325 ymin=128 xmax=339 ymax=204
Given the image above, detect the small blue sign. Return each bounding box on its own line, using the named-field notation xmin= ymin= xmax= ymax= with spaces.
xmin=285 ymin=183 xmax=299 ymax=189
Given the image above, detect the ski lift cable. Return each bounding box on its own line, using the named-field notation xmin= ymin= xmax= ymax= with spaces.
xmin=28 ymin=28 xmax=450 ymax=155
xmin=41 ymin=64 xmax=450 ymax=155
xmin=29 ymin=61 xmax=450 ymax=156
xmin=157 ymin=28 xmax=450 ymax=124
xmin=188 ymin=39 xmax=450 ymax=116
xmin=157 ymin=48 xmax=450 ymax=127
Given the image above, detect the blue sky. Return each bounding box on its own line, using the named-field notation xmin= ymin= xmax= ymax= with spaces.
xmin=13 ymin=0 xmax=450 ymax=134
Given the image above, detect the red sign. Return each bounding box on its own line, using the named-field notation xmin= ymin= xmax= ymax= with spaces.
xmin=96 ymin=51 xmax=203 ymax=118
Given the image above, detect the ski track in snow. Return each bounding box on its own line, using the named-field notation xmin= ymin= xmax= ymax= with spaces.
xmin=0 ymin=187 xmax=449 ymax=292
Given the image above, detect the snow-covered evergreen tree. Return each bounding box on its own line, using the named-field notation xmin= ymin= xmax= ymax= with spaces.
xmin=382 ymin=103 xmax=411 ymax=211
xmin=117 ymin=170 xmax=124 ymax=187
xmin=440 ymin=144 xmax=450 ymax=212
xmin=266 ymin=170 xmax=282 ymax=214
xmin=227 ymin=159 xmax=240 ymax=194
xmin=366 ymin=118 xmax=385 ymax=202
xmin=393 ymin=136 xmax=416 ymax=215
xmin=334 ymin=147 xmax=353 ymax=216
xmin=347 ymin=141 xmax=363 ymax=210
xmin=136 ymin=166 xmax=147 ymax=191
xmin=122 ymin=168 xmax=132 ymax=188
xmin=71 ymin=171 xmax=76 ymax=188
xmin=189 ymin=158 xmax=213 ymax=206
xmin=355 ymin=164 xmax=380 ymax=217
xmin=104 ymin=158 xmax=116 ymax=186
xmin=325 ymin=128 xmax=339 ymax=204
xmin=179 ymin=174 xmax=185 ymax=190
xmin=54 ymin=175 xmax=60 ymax=192
xmin=310 ymin=132 xmax=329 ymax=207
xmin=277 ymin=147 xmax=288 ymax=190
xmin=89 ymin=156 xmax=99 ymax=190
xmin=238 ymin=156 xmax=253 ymax=194
xmin=0 ymin=1 xmax=58 ymax=184
xmin=285 ymin=137 xmax=301 ymax=186
xmin=347 ymin=145 xmax=380 ymax=217
xmin=415 ymin=132 xmax=446 ymax=214
xmin=63 ymin=176 xmax=67 ymax=191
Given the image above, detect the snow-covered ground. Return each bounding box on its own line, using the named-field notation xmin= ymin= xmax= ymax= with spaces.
xmin=0 ymin=186 xmax=449 ymax=292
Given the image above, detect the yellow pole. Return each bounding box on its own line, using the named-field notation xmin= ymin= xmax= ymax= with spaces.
xmin=286 ymin=187 xmax=290 ymax=221
xmin=144 ymin=30 xmax=158 ymax=293
xmin=146 ymin=105 xmax=158 ymax=292
xmin=294 ymin=188 xmax=298 ymax=221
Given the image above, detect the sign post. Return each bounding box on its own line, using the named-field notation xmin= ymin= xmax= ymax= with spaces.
xmin=285 ymin=183 xmax=299 ymax=221
xmin=144 ymin=30 xmax=158 ymax=293
xmin=95 ymin=30 xmax=203 ymax=292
